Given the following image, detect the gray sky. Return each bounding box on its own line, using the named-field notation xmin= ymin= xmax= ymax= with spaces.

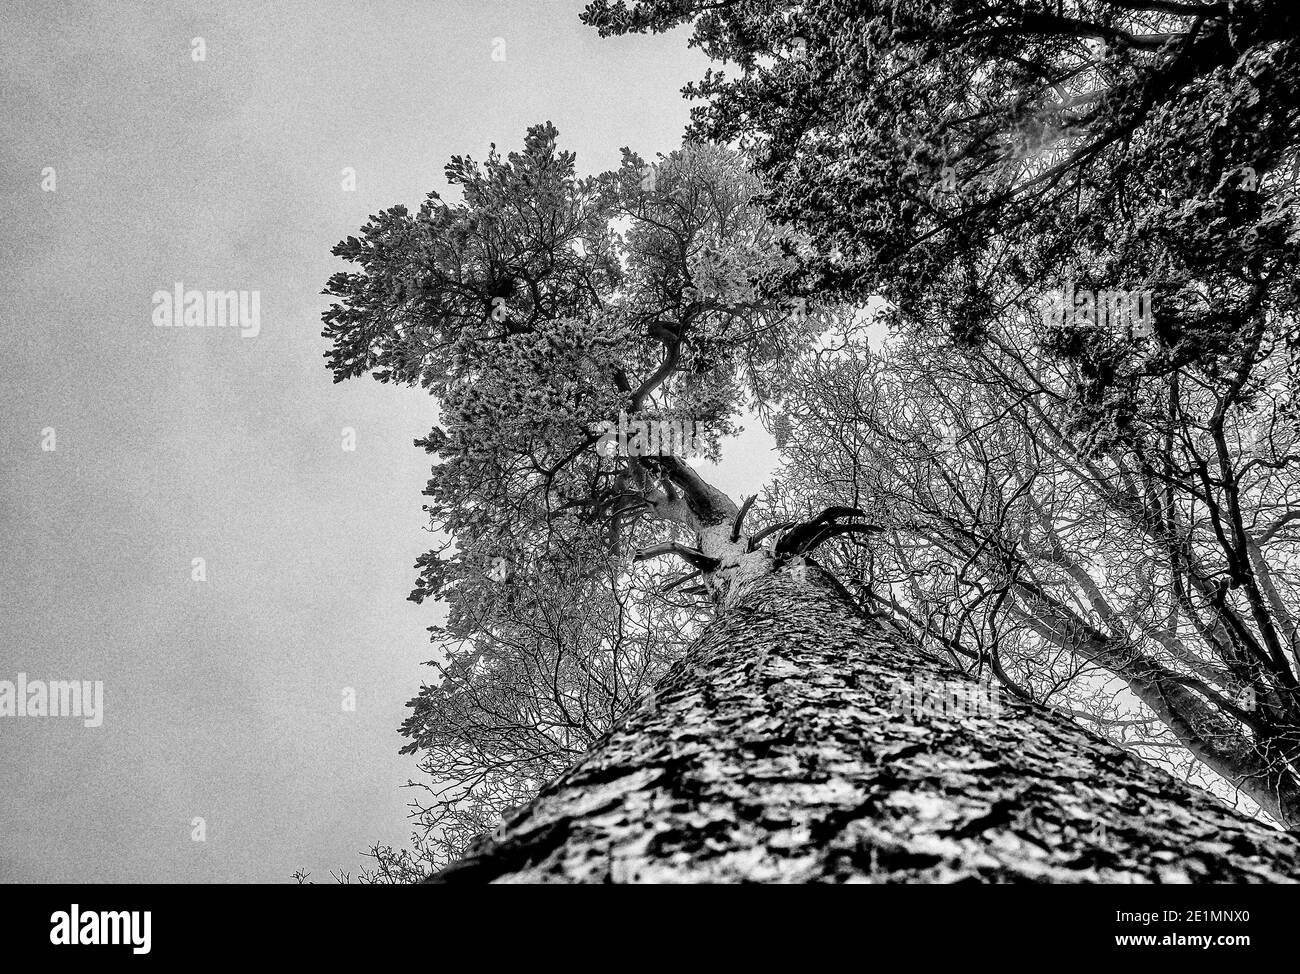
xmin=0 ymin=0 xmax=776 ymax=881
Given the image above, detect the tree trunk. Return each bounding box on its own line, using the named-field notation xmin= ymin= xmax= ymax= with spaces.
xmin=427 ymin=561 xmax=1300 ymax=883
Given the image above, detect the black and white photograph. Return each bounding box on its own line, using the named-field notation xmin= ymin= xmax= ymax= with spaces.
xmin=2 ymin=0 xmax=1299 ymax=957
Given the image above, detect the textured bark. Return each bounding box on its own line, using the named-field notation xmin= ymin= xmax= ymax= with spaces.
xmin=428 ymin=562 xmax=1300 ymax=883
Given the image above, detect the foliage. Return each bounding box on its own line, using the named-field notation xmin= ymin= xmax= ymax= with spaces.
xmin=322 ymin=125 xmax=819 ymax=872
xmin=582 ymin=0 xmax=1300 ymax=428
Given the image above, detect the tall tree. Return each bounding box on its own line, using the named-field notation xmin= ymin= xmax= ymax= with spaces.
xmin=326 ymin=124 xmax=1300 ymax=880
xmin=578 ymin=0 xmax=1300 ymax=827
xmin=429 ymin=564 xmax=1300 ymax=882
xmin=322 ymin=125 xmax=857 ymax=871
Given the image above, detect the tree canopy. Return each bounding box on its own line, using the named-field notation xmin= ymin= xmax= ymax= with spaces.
xmin=321 ymin=1 xmax=1300 ymax=878
xmin=583 ymin=0 xmax=1300 ymax=428
xmin=573 ymin=0 xmax=1300 ymax=827
xmin=323 ymin=125 xmax=821 ymax=607
xmin=321 ymin=124 xmax=872 ymax=874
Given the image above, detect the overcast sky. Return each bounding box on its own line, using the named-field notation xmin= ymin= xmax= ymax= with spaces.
xmin=0 ymin=0 xmax=779 ymax=882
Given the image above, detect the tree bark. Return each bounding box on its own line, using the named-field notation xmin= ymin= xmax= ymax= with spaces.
xmin=427 ymin=561 xmax=1300 ymax=883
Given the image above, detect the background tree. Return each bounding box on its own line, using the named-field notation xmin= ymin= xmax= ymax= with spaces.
xmin=367 ymin=549 xmax=704 ymax=879
xmin=764 ymin=300 xmax=1300 ymax=826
